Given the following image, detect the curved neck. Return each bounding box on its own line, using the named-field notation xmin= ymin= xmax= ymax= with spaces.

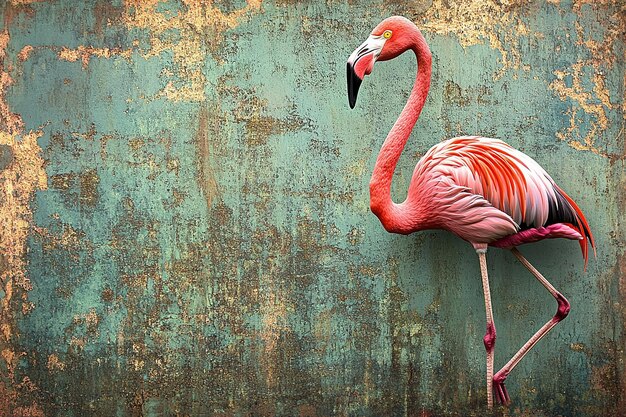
xmin=369 ymin=32 xmax=432 ymax=232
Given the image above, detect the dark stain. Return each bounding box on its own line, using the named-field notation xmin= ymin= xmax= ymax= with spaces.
xmin=0 ymin=144 xmax=13 ymax=171
xmin=2 ymin=1 xmax=37 ymax=29
xmin=243 ymin=113 xmax=309 ymax=146
xmin=49 ymin=169 xmax=100 ymax=209
xmin=101 ymin=287 xmax=114 ymax=303
xmin=444 ymin=80 xmax=469 ymax=106
xmin=94 ymin=0 xmax=124 ymax=36
xmin=79 ymin=169 xmax=99 ymax=207
xmin=50 ymin=173 xmax=72 ymax=191
xmin=0 ymin=252 xmax=8 ymax=281
xmin=298 ymin=404 xmax=318 ymax=417
xmin=49 ymin=132 xmax=65 ymax=149
xmin=248 ymin=401 xmax=276 ymax=417
xmin=31 ymin=221 xmax=95 ymax=304
xmin=224 ymin=82 xmax=314 ymax=146
xmin=213 ymin=0 xmax=248 ymax=15
xmin=443 ymin=80 xmax=494 ymax=107
xmin=383 ymin=0 xmax=433 ymax=17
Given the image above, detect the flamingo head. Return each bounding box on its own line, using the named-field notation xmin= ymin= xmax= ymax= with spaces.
xmin=347 ymin=16 xmax=421 ymax=108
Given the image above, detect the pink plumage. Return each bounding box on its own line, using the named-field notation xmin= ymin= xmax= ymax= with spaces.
xmin=403 ymin=136 xmax=595 ymax=264
xmin=491 ymin=223 xmax=583 ymax=249
xmin=347 ymin=15 xmax=595 ymax=409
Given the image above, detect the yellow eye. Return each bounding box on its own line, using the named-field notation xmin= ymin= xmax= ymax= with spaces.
xmin=383 ymin=30 xmax=392 ymax=39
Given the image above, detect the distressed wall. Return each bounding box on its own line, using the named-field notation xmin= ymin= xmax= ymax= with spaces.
xmin=0 ymin=1 xmax=624 ymax=416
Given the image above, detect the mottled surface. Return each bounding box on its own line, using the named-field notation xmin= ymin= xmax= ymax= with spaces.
xmin=0 ymin=1 xmax=624 ymax=416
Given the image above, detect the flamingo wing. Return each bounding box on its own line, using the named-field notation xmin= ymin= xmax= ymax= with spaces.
xmin=413 ymin=136 xmax=595 ymax=262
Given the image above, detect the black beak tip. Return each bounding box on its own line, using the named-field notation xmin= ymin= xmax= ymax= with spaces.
xmin=347 ymin=62 xmax=362 ymax=109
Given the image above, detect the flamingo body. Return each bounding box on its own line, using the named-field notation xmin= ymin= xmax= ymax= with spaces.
xmin=378 ymin=135 xmax=594 ymax=264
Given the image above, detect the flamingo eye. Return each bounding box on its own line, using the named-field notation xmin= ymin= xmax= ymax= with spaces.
xmin=383 ymin=30 xmax=392 ymax=39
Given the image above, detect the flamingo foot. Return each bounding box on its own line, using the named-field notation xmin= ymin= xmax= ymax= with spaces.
xmin=493 ymin=371 xmax=511 ymax=405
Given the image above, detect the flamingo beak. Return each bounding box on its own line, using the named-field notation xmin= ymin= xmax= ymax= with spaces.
xmin=346 ymin=63 xmax=362 ymax=109
xmin=347 ymin=34 xmax=386 ymax=108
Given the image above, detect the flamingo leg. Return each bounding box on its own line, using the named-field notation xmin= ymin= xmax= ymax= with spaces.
xmin=477 ymin=249 xmax=496 ymax=409
xmin=492 ymin=247 xmax=571 ymax=405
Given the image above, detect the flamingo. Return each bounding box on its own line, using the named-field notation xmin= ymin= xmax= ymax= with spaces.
xmin=346 ymin=16 xmax=595 ymax=409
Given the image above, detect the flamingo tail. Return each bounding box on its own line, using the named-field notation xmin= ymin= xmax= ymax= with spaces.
xmin=555 ymin=186 xmax=596 ymax=269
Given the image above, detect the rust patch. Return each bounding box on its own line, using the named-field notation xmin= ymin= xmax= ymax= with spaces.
xmin=94 ymin=0 xmax=124 ymax=36
xmin=79 ymin=169 xmax=100 ymax=207
xmin=17 ymin=45 xmax=33 ymax=62
xmin=49 ymin=173 xmax=72 ymax=190
xmin=617 ymin=252 xmax=626 ymax=410
xmin=84 ymin=309 xmax=100 ymax=335
xmin=11 ymin=405 xmax=45 ymax=417
xmin=259 ymin=288 xmax=291 ymax=388
xmin=413 ymin=0 xmax=623 ymax=157
xmin=590 ymin=342 xmax=621 ymax=399
xmin=2 ymin=1 xmax=38 ymax=31
xmin=32 ymin=223 xmax=90 ymax=266
xmin=347 ymin=227 xmax=364 ymax=246
xmin=243 ymin=113 xmax=309 ymax=146
xmin=128 ymin=137 xmax=144 ymax=150
xmin=46 ymin=354 xmax=65 ymax=373
xmin=298 ymin=404 xmax=318 ymax=417
xmin=168 ymin=188 xmax=186 ymax=208
xmin=50 ymin=169 xmax=100 ymax=208
xmin=196 ymin=106 xmax=219 ymax=208
xmin=63 ymin=309 xmax=102 ymax=354
xmin=443 ymin=80 xmax=494 ymax=107
xmin=619 ymin=249 xmax=626 ymax=414
xmin=101 ymin=287 xmax=114 ymax=303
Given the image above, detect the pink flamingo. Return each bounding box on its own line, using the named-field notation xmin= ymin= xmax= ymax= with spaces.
xmin=347 ymin=16 xmax=595 ymax=409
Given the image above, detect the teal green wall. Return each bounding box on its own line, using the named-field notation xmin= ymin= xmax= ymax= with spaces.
xmin=0 ymin=1 xmax=623 ymax=416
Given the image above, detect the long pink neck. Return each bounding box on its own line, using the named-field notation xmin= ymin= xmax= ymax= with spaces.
xmin=369 ymin=32 xmax=432 ymax=233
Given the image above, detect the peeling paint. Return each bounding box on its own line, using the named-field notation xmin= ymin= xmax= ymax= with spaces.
xmin=123 ymin=0 xmax=264 ymax=101
xmin=410 ymin=0 xmax=624 ymax=157
xmin=0 ymin=31 xmax=23 ymax=134
xmin=0 ymin=27 xmax=47 ymax=417
xmin=415 ymin=0 xmax=535 ymax=78
xmin=548 ymin=0 xmax=625 ymax=157
xmin=58 ymin=46 xmax=133 ymax=69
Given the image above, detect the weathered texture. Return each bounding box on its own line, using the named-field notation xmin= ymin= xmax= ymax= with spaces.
xmin=0 ymin=1 xmax=623 ymax=416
